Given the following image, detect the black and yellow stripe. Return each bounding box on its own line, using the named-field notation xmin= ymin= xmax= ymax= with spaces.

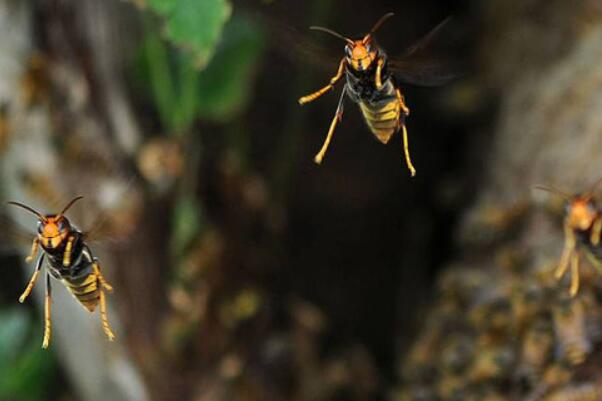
xmin=359 ymin=99 xmax=401 ymax=144
xmin=358 ymin=83 xmax=416 ymax=176
xmin=63 ymin=272 xmax=100 ymax=312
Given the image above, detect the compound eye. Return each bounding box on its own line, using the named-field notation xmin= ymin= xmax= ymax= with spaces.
xmin=37 ymin=222 xmax=43 ymax=234
xmin=345 ymin=46 xmax=352 ymax=57
xmin=57 ymin=220 xmax=66 ymax=231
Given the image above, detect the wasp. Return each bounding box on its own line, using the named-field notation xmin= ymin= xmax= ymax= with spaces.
xmin=7 ymin=196 xmax=115 ymax=348
xmin=299 ymin=13 xmax=453 ymax=176
xmin=537 ymin=181 xmax=602 ymax=297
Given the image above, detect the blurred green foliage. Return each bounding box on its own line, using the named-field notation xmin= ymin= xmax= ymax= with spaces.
xmin=147 ymin=0 xmax=232 ymax=68
xmin=135 ymin=12 xmax=265 ymax=133
xmin=195 ymin=16 xmax=265 ymax=122
xmin=0 ymin=308 xmax=58 ymax=401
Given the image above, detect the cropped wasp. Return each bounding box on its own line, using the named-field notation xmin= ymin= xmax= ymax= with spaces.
xmin=7 ymin=196 xmax=115 ymax=348
xmin=299 ymin=13 xmax=454 ymax=176
xmin=537 ymin=180 xmax=602 ymax=297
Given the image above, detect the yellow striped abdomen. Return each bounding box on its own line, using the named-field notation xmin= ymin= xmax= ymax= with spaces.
xmin=63 ymin=273 xmax=100 ymax=312
xmin=359 ymin=99 xmax=401 ymax=144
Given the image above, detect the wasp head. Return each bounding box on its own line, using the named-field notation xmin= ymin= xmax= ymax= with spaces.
xmin=37 ymin=214 xmax=72 ymax=249
xmin=345 ymin=38 xmax=377 ymax=72
xmin=565 ymin=197 xmax=598 ymax=232
xmin=7 ymin=195 xmax=83 ymax=250
xmin=310 ymin=12 xmax=393 ymax=73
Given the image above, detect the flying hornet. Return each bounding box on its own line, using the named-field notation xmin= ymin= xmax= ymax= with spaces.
xmin=7 ymin=196 xmax=115 ymax=348
xmin=299 ymin=13 xmax=455 ymax=176
xmin=537 ymin=180 xmax=602 ymax=297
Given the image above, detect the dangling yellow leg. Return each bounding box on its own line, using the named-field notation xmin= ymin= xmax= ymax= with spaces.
xmin=401 ymin=124 xmax=416 ymax=177
xmin=299 ymin=59 xmax=345 ymax=105
xmin=42 ymin=273 xmax=52 ymax=349
xmin=99 ymin=287 xmax=115 ymax=341
xmin=395 ymin=89 xmax=415 ymax=176
xmin=315 ymin=111 xmax=342 ymax=164
xmin=556 ymin=226 xmax=576 ymax=280
xmin=93 ymin=262 xmax=113 ymax=292
xmin=62 ymin=235 xmax=75 ymax=267
xmin=19 ymin=254 xmax=45 ymax=303
xmin=569 ymin=251 xmax=580 ymax=297
xmin=19 ymin=270 xmax=40 ymax=303
xmin=397 ymin=89 xmax=410 ymax=116
xmin=375 ymin=57 xmax=385 ymax=90
xmin=314 ymin=87 xmax=346 ymax=164
xmin=26 ymin=238 xmax=39 ymax=263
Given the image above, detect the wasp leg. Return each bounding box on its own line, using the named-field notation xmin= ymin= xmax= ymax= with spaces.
xmin=375 ymin=57 xmax=385 ymax=90
xmin=99 ymin=285 xmax=116 ymax=341
xmin=397 ymin=89 xmax=410 ymax=116
xmin=299 ymin=59 xmax=345 ymax=105
xmin=556 ymin=225 xmax=576 ymax=280
xmin=19 ymin=254 xmax=45 ymax=303
xmin=314 ymin=86 xmax=346 ymax=164
xmin=25 ymin=237 xmax=39 ymax=263
xmin=569 ymin=251 xmax=580 ymax=297
xmin=92 ymin=261 xmax=113 ymax=292
xmin=395 ymin=89 xmax=416 ymax=176
xmin=42 ymin=272 xmax=52 ymax=349
xmin=62 ymin=235 xmax=75 ymax=267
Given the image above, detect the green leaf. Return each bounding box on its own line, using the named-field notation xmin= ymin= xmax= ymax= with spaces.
xmin=142 ymin=22 xmax=179 ymax=131
xmin=195 ymin=15 xmax=265 ymax=121
xmin=147 ymin=0 xmax=232 ymax=69
xmin=146 ymin=0 xmax=175 ymax=15
xmin=131 ymin=13 xmax=264 ymax=131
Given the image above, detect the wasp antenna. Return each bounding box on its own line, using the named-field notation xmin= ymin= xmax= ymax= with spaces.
xmin=404 ymin=16 xmax=452 ymax=56
xmin=584 ymin=177 xmax=602 ymax=200
xmin=58 ymin=196 xmax=84 ymax=217
xmin=533 ymin=185 xmax=572 ymax=200
xmin=368 ymin=12 xmax=395 ymax=36
xmin=309 ymin=26 xmax=354 ymax=44
xmin=7 ymin=201 xmax=46 ymax=220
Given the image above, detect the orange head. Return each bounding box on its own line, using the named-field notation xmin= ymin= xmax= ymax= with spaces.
xmin=345 ymin=38 xmax=377 ymax=72
xmin=8 ymin=196 xmax=83 ymax=250
xmin=36 ymin=214 xmax=72 ymax=249
xmin=310 ymin=12 xmax=394 ymax=72
xmin=565 ymin=197 xmax=598 ymax=232
xmin=536 ymin=180 xmax=602 ymax=232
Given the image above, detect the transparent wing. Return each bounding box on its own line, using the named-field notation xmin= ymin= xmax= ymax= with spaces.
xmin=0 ymin=212 xmax=36 ymax=256
xmin=260 ymin=12 xmax=342 ymax=73
xmin=389 ymin=17 xmax=463 ymax=87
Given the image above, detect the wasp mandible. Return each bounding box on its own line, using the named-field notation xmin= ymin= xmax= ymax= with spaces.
xmin=7 ymin=196 xmax=115 ymax=348
xmin=299 ymin=13 xmax=452 ymax=176
xmin=537 ymin=180 xmax=602 ymax=297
